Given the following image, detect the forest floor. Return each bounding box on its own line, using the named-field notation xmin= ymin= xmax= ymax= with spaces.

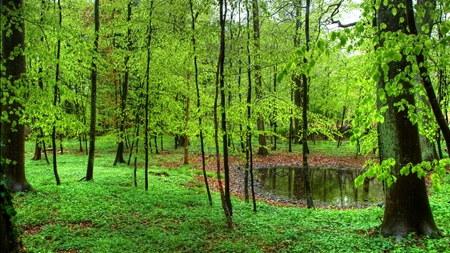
xmin=13 ymin=137 xmax=450 ymax=252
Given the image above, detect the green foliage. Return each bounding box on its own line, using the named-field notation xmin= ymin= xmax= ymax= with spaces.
xmin=355 ymin=158 xmax=397 ymax=187
xmin=400 ymin=159 xmax=450 ymax=191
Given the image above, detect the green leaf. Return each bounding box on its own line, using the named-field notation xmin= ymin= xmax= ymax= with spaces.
xmin=373 ymin=71 xmax=381 ymax=82
xmin=355 ymin=24 xmax=364 ymax=33
xmin=330 ymin=31 xmax=337 ymax=41
xmin=441 ymin=21 xmax=450 ymax=35
xmin=374 ymin=112 xmax=385 ymax=123
xmin=391 ymin=7 xmax=397 ymax=16
xmin=378 ymin=88 xmax=387 ymax=104
xmin=354 ymin=175 xmax=364 ymax=187
xmin=392 ymin=51 xmax=402 ymax=62
xmin=409 ymin=113 xmax=419 ymax=125
xmin=400 ymin=164 xmax=411 ymax=176
xmin=413 ymin=45 xmax=422 ymax=55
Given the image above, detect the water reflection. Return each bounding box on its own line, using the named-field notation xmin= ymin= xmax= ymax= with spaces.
xmin=255 ymin=167 xmax=384 ymax=206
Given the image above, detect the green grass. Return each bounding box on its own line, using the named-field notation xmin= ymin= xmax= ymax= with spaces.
xmin=13 ymin=137 xmax=450 ymax=252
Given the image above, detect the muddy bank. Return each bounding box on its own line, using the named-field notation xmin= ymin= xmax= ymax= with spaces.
xmin=167 ymin=152 xmax=375 ymax=208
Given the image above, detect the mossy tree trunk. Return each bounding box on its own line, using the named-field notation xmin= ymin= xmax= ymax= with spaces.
xmin=377 ymin=0 xmax=439 ymax=239
xmin=1 ymin=0 xmax=31 ymax=193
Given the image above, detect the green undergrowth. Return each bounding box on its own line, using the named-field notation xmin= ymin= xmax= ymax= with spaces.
xmin=14 ymin=137 xmax=450 ymax=252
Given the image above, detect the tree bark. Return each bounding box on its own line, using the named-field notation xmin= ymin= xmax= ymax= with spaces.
xmin=404 ymin=0 xmax=450 ymax=157
xmin=215 ymin=0 xmax=232 ymax=228
xmin=0 ymin=178 xmax=17 ymax=252
xmin=1 ymin=0 xmax=31 ymax=193
xmin=114 ymin=1 xmax=133 ymax=166
xmin=86 ymin=0 xmax=100 ymax=181
xmin=303 ymin=0 xmax=313 ymax=209
xmin=189 ymin=0 xmax=212 ymax=206
xmin=246 ymin=2 xmax=257 ymax=211
xmin=251 ymin=0 xmax=268 ymax=156
xmin=377 ymin=0 xmax=439 ymax=239
xmin=52 ymin=0 xmax=63 ymax=186
xmin=144 ymin=0 xmax=154 ymax=191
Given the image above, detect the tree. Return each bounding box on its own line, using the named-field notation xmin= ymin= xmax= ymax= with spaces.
xmin=86 ymin=0 xmax=100 ymax=181
xmin=113 ymin=0 xmax=133 ymax=166
xmin=0 ymin=174 xmax=17 ymax=252
xmin=252 ymin=0 xmax=268 ymax=156
xmin=189 ymin=0 xmax=212 ymax=206
xmin=214 ymin=0 xmax=232 ymax=228
xmin=1 ymin=0 xmax=31 ymax=192
xmin=302 ymin=0 xmax=313 ymax=209
xmin=375 ymin=0 xmax=440 ymax=239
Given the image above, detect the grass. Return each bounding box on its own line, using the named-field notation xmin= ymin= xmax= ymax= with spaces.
xmin=13 ymin=137 xmax=450 ymax=252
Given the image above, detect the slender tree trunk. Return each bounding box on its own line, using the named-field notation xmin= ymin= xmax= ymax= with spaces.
xmin=183 ymin=97 xmax=190 ymax=165
xmin=51 ymin=0 xmax=63 ymax=186
xmin=144 ymin=1 xmax=154 ymax=191
xmin=404 ymin=0 xmax=450 ymax=156
xmin=272 ymin=70 xmax=278 ymax=150
xmin=337 ymin=106 xmax=347 ymax=147
xmin=215 ymin=0 xmax=232 ymax=228
xmin=302 ymin=0 xmax=313 ymax=209
xmin=246 ymin=2 xmax=257 ymax=212
xmin=114 ymin=2 xmax=133 ymax=166
xmin=1 ymin=0 xmax=31 ymax=193
xmin=189 ymin=0 xmax=212 ymax=206
xmin=251 ymin=0 xmax=268 ymax=156
xmin=377 ymin=0 xmax=439 ymax=238
xmin=86 ymin=0 xmax=100 ymax=181
xmin=292 ymin=0 xmax=302 ymax=145
xmin=219 ymin=0 xmax=232 ymax=217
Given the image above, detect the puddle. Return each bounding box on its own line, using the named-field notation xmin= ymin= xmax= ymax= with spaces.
xmin=254 ymin=167 xmax=384 ymax=207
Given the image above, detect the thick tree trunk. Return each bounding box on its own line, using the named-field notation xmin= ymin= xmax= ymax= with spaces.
xmin=377 ymin=0 xmax=439 ymax=239
xmin=0 ymin=179 xmax=16 ymax=252
xmin=1 ymin=0 xmax=31 ymax=193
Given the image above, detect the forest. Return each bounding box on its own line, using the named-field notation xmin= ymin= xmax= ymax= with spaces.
xmin=1 ymin=0 xmax=450 ymax=252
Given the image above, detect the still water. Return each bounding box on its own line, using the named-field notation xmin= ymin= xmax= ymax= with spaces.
xmin=255 ymin=167 xmax=385 ymax=207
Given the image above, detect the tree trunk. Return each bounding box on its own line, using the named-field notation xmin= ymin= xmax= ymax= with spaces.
xmin=1 ymin=0 xmax=31 ymax=193
xmin=215 ymin=0 xmax=232 ymax=228
xmin=189 ymin=0 xmax=212 ymax=206
xmin=52 ymin=0 xmax=63 ymax=186
xmin=377 ymin=0 xmax=439 ymax=239
xmin=114 ymin=1 xmax=133 ymax=165
xmin=252 ymin=0 xmax=268 ymax=156
xmin=183 ymin=98 xmax=190 ymax=165
xmin=303 ymin=0 xmax=313 ymax=209
xmin=404 ymin=0 xmax=450 ymax=156
xmin=32 ymin=138 xmax=43 ymax=161
xmin=246 ymin=2 xmax=257 ymax=211
xmin=86 ymin=0 xmax=100 ymax=181
xmin=0 ymin=178 xmax=17 ymax=252
xmin=144 ymin=1 xmax=154 ymax=191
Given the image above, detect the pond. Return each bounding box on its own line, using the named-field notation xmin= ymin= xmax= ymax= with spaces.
xmin=254 ymin=167 xmax=385 ymax=207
